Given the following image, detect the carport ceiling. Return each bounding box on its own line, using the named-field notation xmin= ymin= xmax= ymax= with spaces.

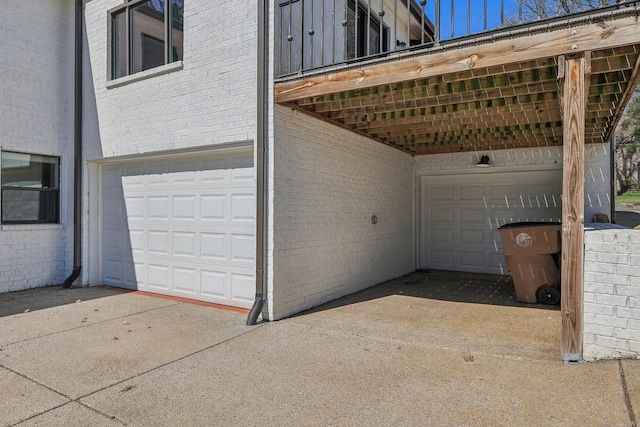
xmin=274 ymin=12 xmax=640 ymax=156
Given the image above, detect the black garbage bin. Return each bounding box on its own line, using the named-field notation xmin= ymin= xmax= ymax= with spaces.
xmin=499 ymin=222 xmax=562 ymax=304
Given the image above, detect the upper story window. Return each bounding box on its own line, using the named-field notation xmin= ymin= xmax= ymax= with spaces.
xmin=111 ymin=0 xmax=184 ymax=80
xmin=1 ymin=151 xmax=60 ymax=224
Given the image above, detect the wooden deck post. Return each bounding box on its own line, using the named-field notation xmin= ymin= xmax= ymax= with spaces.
xmin=559 ymin=54 xmax=589 ymax=362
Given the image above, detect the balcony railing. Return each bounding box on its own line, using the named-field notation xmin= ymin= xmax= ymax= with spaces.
xmin=276 ymin=0 xmax=635 ymax=78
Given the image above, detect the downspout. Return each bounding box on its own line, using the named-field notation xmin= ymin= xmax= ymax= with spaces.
xmin=63 ymin=0 xmax=83 ymax=288
xmin=247 ymin=0 xmax=269 ymax=325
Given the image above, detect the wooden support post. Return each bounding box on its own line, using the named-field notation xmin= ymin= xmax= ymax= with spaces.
xmin=560 ymin=55 xmax=588 ymax=363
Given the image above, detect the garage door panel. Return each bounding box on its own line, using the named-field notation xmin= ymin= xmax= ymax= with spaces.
xmin=172 ymin=232 xmax=197 ymax=257
xmin=147 ymin=196 xmax=170 ymax=220
xmin=172 ymin=161 xmax=198 ymax=185
xmin=460 ymin=207 xmax=484 ymax=224
xmin=101 ymin=151 xmax=255 ymax=308
xmin=103 ymin=260 xmax=125 ymax=284
xmin=200 ymin=270 xmax=227 ymax=299
xmin=102 ymin=194 xmax=125 ymax=223
xmin=201 ymin=233 xmax=227 ymax=260
xmin=490 ymin=209 xmax=518 ymax=226
xmin=430 ymin=228 xmax=454 ymax=244
xmin=172 ymin=195 xmax=197 ymax=220
xmin=230 ymin=273 xmax=256 ymax=303
xmin=124 ymin=196 xmax=145 ymax=220
xmin=232 ymin=167 xmax=255 ymax=183
xmin=430 ymin=208 xmax=454 ymax=223
xmin=173 ymin=267 xmax=197 ymax=294
xmin=148 ymin=264 xmax=170 ymax=289
xmin=129 ymin=230 xmax=145 ymax=253
xmin=430 ymin=249 xmax=453 ymax=265
xmin=200 ymin=195 xmax=227 ymax=221
xmin=459 ymin=228 xmax=484 ymax=244
xmin=230 ymin=234 xmax=255 ymax=262
xmin=231 ymin=194 xmax=255 ymax=222
xmin=430 ymin=185 xmax=454 ymax=201
xmin=458 ymin=250 xmax=485 ymax=269
xmin=147 ymin=230 xmax=170 ymax=255
xmin=122 ymin=166 xmax=146 ymax=187
xmin=491 ymin=183 xmax=519 ymax=198
xmin=103 ymin=226 xmax=126 ymax=252
xmin=148 ymin=161 xmax=170 ymax=180
xmin=103 ymin=165 xmax=124 ymax=189
xmin=459 ymin=184 xmax=484 ymax=201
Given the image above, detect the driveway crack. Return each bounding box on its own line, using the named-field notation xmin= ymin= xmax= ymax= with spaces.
xmin=619 ymin=359 xmax=637 ymax=427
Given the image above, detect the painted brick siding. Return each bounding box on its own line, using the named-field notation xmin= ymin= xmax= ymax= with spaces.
xmin=414 ymin=143 xmax=611 ymax=222
xmin=583 ymin=224 xmax=640 ymax=360
xmin=270 ymin=106 xmax=414 ymax=320
xmin=83 ymin=0 xmax=257 ymax=159
xmin=0 ymin=1 xmax=74 ymax=292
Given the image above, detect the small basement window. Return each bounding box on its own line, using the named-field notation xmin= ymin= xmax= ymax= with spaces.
xmin=111 ymin=0 xmax=184 ymax=79
xmin=1 ymin=151 xmax=60 ymax=224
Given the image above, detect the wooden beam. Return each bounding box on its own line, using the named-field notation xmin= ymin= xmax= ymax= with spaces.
xmin=275 ymin=14 xmax=640 ymax=103
xmin=560 ymin=55 xmax=588 ymax=362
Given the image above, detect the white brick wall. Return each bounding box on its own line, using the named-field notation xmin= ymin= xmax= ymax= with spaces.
xmin=0 ymin=1 xmax=75 ymax=292
xmin=83 ymin=0 xmax=257 ymax=159
xmin=584 ymin=224 xmax=640 ymax=361
xmin=270 ymin=105 xmax=414 ymax=320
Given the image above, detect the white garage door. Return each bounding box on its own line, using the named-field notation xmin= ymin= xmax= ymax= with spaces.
xmin=100 ymin=150 xmax=255 ymax=308
xmin=419 ymin=169 xmax=562 ymax=275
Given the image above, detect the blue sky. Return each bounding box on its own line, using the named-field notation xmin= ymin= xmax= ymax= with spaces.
xmin=423 ymin=0 xmax=518 ymax=40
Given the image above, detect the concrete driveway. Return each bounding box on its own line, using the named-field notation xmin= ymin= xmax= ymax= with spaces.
xmin=1 ymin=282 xmax=638 ymax=426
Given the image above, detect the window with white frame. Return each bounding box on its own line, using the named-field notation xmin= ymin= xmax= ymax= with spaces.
xmin=1 ymin=151 xmax=60 ymax=224
xmin=111 ymin=0 xmax=184 ymax=79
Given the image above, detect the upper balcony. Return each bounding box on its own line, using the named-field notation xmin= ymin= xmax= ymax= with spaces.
xmin=274 ymin=0 xmax=640 ymax=155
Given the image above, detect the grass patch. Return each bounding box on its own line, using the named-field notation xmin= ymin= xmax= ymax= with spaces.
xmin=617 ymin=190 xmax=640 ymax=204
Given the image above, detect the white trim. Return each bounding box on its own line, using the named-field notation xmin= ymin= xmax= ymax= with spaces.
xmin=0 ymin=224 xmax=64 ymax=232
xmin=106 ymin=61 xmax=184 ymax=90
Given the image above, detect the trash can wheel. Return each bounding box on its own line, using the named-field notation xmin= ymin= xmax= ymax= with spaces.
xmin=537 ymin=286 xmax=560 ymax=305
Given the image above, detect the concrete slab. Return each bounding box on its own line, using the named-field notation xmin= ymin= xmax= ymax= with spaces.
xmin=1 ymin=284 xmax=638 ymax=426
xmin=0 ymin=291 xmax=177 ymax=346
xmin=622 ymin=359 xmax=640 ymax=423
xmin=1 ymin=303 xmax=250 ymax=399
xmin=81 ymin=322 xmax=631 ymax=426
xmin=18 ymin=402 xmax=122 ymax=426
xmin=291 ymin=293 xmax=561 ymax=362
xmin=0 ymin=367 xmax=68 ymax=426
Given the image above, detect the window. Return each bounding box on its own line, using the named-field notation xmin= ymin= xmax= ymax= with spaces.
xmin=346 ymin=0 xmax=389 ymax=60
xmin=111 ymin=0 xmax=184 ymax=79
xmin=1 ymin=151 xmax=60 ymax=224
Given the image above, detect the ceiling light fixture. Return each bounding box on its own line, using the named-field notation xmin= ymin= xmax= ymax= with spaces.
xmin=476 ymin=155 xmax=491 ymax=168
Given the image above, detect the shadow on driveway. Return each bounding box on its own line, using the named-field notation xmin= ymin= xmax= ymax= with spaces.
xmin=295 ymin=270 xmax=559 ymax=319
xmin=0 ymin=285 xmax=126 ymax=318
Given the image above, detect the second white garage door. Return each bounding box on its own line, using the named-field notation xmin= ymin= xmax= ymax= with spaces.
xmin=100 ymin=149 xmax=255 ymax=309
xmin=419 ymin=169 xmax=563 ymax=275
